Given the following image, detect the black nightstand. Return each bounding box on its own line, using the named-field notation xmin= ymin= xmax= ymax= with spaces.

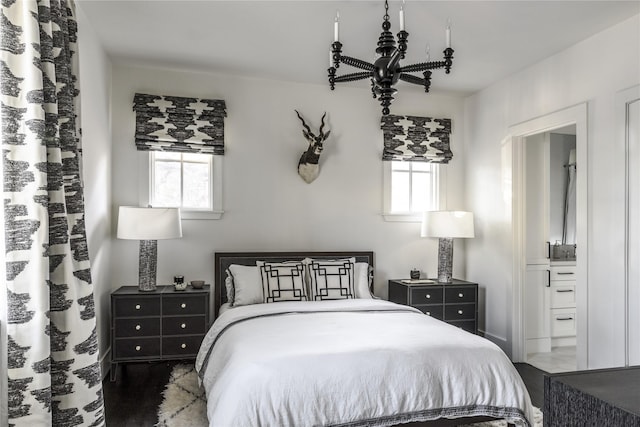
xmin=110 ymin=285 xmax=210 ymax=381
xmin=388 ymin=279 xmax=478 ymax=334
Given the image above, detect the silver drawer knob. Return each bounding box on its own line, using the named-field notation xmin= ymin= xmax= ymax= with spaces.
xmin=135 ymin=345 xmax=141 ymax=351
xmin=181 ymin=303 xmax=186 ymax=309
xmin=135 ymin=325 xmax=141 ymax=330
xmin=181 ymin=323 xmax=186 ymax=329
xmin=426 ymin=294 xmax=431 ymax=299
xmin=426 ymin=312 xmax=431 ymax=316
xmin=135 ymin=304 xmax=141 ymax=310
xmin=458 ymin=293 xmax=464 ymax=298
xmin=181 ymin=343 xmax=187 ymax=349
xmin=458 ymin=310 xmax=463 ymax=315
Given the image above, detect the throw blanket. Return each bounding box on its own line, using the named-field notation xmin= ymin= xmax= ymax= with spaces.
xmin=196 ymin=299 xmax=534 ymax=426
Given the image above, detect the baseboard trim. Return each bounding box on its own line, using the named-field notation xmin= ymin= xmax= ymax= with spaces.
xmin=100 ymin=347 xmax=111 ymax=380
xmin=527 ymin=337 xmax=552 ymax=354
xmin=480 ymin=330 xmax=510 ymax=356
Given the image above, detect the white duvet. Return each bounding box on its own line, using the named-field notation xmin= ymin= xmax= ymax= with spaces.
xmin=196 ymin=299 xmax=534 ymax=427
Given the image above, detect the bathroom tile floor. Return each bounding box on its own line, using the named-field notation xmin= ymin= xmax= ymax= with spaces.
xmin=527 ymin=345 xmax=576 ymax=373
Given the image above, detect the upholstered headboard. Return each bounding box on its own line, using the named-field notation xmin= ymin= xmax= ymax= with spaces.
xmin=213 ymin=251 xmax=374 ymax=318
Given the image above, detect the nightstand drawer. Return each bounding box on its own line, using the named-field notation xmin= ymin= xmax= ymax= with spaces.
xmin=114 ymin=337 xmax=160 ymax=359
xmin=444 ymin=287 xmax=475 ymax=303
xmin=411 ymin=287 xmax=443 ymax=304
xmin=114 ymin=296 xmax=160 ymax=317
xmin=115 ymin=317 xmax=160 ymax=337
xmin=447 ymin=320 xmax=476 ymax=334
xmin=414 ymin=305 xmax=444 ymax=320
xmin=163 ymin=295 xmax=206 ymax=315
xmin=162 ymin=335 xmax=204 ymax=356
xmin=444 ymin=303 xmax=475 ymax=320
xmin=162 ymin=316 xmax=207 ymax=335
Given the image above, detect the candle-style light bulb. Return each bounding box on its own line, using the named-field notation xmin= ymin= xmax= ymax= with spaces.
xmin=426 ymin=44 xmax=430 ymax=62
xmin=399 ymin=0 xmax=405 ymax=31
xmin=446 ymin=18 xmax=451 ymax=48
xmin=334 ymin=11 xmax=340 ymax=42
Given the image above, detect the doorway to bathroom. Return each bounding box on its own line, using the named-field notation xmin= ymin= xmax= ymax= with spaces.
xmin=509 ymin=103 xmax=589 ymax=372
xmin=522 ymin=126 xmax=577 ymax=373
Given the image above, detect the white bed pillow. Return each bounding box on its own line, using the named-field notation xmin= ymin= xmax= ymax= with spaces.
xmin=228 ymin=264 xmax=263 ymax=307
xmin=305 ymin=258 xmax=356 ymax=301
xmin=257 ymin=261 xmax=308 ymax=303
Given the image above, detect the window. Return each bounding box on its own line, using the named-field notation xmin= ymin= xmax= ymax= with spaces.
xmin=146 ymin=152 xmax=223 ymax=220
xmin=383 ymin=161 xmax=441 ymax=222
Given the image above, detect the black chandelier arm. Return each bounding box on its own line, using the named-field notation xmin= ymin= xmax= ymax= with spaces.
xmin=334 ymin=71 xmax=373 ymax=83
xmin=399 ymin=60 xmax=448 ymax=73
xmin=399 ymin=73 xmax=426 ymax=86
xmin=339 ymin=55 xmax=375 ymax=71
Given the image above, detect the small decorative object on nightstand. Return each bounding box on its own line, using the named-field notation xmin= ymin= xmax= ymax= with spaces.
xmin=388 ymin=279 xmax=478 ymax=334
xmin=110 ymin=284 xmax=210 ymax=381
xmin=173 ymin=275 xmax=186 ymax=291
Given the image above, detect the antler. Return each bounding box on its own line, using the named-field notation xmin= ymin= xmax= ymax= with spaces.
xmin=295 ymin=110 xmax=312 ymax=136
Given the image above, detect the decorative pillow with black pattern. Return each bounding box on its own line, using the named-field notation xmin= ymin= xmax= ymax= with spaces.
xmin=305 ymin=258 xmax=356 ymax=301
xmin=257 ymin=261 xmax=308 ymax=303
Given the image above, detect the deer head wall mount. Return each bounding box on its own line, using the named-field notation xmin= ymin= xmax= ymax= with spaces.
xmin=295 ymin=110 xmax=331 ymax=184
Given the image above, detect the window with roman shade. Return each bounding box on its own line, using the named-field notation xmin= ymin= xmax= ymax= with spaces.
xmin=133 ymin=93 xmax=227 ymax=155
xmin=381 ymin=115 xmax=452 ymax=163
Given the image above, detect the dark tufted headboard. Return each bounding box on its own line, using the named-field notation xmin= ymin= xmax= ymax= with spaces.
xmin=213 ymin=251 xmax=374 ymax=318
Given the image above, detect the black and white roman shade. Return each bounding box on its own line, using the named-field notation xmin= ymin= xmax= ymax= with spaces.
xmin=381 ymin=115 xmax=452 ymax=163
xmin=133 ymin=93 xmax=227 ymax=155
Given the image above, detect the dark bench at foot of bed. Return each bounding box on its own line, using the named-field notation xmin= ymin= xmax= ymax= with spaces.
xmin=544 ymin=366 xmax=640 ymax=426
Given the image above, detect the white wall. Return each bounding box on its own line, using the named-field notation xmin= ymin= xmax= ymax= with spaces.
xmin=77 ymin=4 xmax=113 ymax=376
xmin=109 ymin=64 xmax=466 ymax=299
xmin=464 ymin=14 xmax=640 ymax=367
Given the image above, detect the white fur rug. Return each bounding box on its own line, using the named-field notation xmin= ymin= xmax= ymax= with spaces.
xmin=156 ymin=364 xmax=207 ymax=427
xmin=157 ymin=364 xmax=543 ymax=427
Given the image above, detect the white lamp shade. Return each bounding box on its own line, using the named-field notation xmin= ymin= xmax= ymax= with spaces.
xmin=421 ymin=211 xmax=475 ymax=238
xmin=117 ymin=207 xmax=183 ymax=240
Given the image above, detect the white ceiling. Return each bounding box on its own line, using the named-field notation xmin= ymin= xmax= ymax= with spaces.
xmin=77 ymin=0 xmax=640 ymax=97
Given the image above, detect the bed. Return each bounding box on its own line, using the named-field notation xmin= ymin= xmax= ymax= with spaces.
xmin=196 ymin=251 xmax=534 ymax=427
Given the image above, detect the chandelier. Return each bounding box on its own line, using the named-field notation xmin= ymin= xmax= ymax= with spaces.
xmin=328 ymin=0 xmax=454 ymax=116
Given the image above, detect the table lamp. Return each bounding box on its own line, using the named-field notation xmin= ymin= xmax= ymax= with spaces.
xmin=421 ymin=211 xmax=475 ymax=283
xmin=117 ymin=206 xmax=182 ymax=291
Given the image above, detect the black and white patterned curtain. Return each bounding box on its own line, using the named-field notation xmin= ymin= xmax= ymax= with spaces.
xmin=381 ymin=115 xmax=453 ymax=163
xmin=133 ymin=93 xmax=227 ymax=155
xmin=2 ymin=0 xmax=105 ymax=425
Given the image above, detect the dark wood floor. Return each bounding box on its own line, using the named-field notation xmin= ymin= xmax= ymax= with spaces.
xmin=103 ymin=361 xmax=182 ymax=427
xmin=102 ymin=361 xmax=547 ymax=426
